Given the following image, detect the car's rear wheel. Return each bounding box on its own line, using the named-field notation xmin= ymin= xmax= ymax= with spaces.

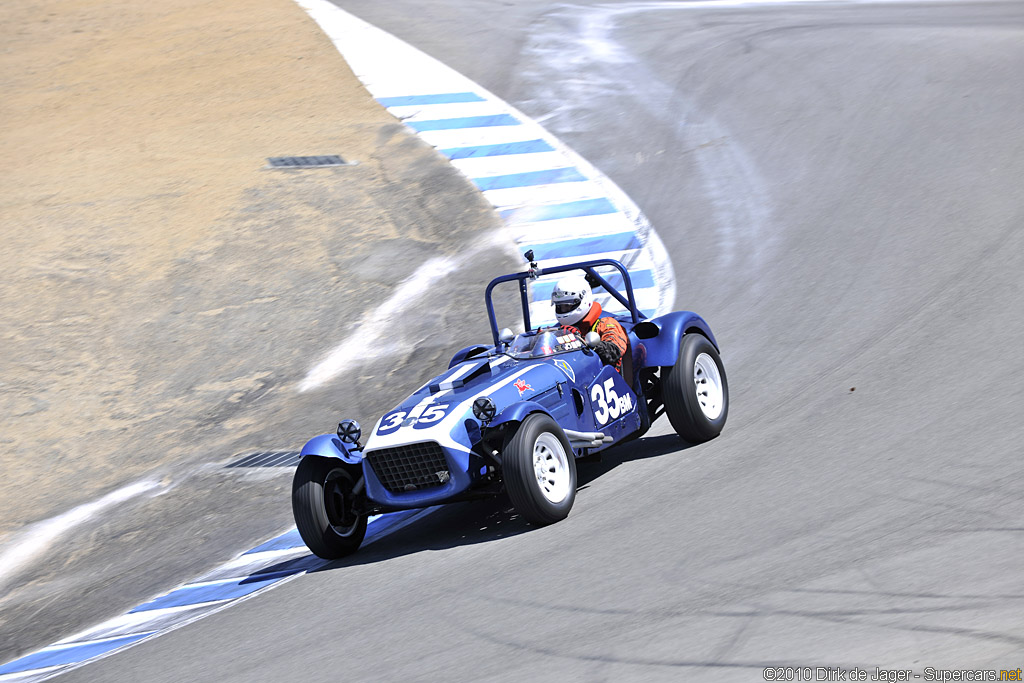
xmin=292 ymin=456 xmax=367 ymax=559
xmin=503 ymin=414 xmax=577 ymax=526
xmin=663 ymin=333 xmax=729 ymax=443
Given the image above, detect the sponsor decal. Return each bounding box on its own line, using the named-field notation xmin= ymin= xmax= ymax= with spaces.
xmin=514 ymin=378 xmax=533 ymax=396
xmin=553 ymin=359 xmax=576 ymax=382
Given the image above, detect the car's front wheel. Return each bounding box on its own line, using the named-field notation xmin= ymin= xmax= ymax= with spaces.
xmin=292 ymin=456 xmax=367 ymax=559
xmin=503 ymin=414 xmax=577 ymax=526
xmin=663 ymin=333 xmax=729 ymax=443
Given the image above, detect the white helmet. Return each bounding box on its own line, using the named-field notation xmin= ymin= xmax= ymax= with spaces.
xmin=550 ymin=275 xmax=593 ymax=326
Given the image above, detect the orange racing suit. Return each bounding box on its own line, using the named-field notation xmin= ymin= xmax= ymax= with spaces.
xmin=567 ymin=302 xmax=628 ymax=373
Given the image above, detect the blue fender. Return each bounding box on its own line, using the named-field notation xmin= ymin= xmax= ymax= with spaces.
xmin=299 ymin=433 xmax=362 ymax=466
xmin=491 ymin=400 xmax=554 ymax=427
xmin=448 ymin=344 xmax=491 ymax=369
xmin=633 ymin=311 xmax=719 ymax=367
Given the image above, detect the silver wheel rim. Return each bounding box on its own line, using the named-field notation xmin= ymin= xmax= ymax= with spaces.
xmin=324 ymin=469 xmax=361 ymax=538
xmin=693 ymin=353 xmax=724 ymax=420
xmin=533 ymin=432 xmax=570 ymax=504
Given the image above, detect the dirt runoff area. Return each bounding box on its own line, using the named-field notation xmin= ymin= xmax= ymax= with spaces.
xmin=0 ymin=0 xmax=513 ymax=660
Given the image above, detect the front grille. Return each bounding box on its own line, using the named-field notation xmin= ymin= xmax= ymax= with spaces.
xmin=365 ymin=441 xmax=451 ymax=493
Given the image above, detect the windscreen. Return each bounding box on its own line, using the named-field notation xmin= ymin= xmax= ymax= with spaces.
xmin=507 ymin=329 xmax=585 ymax=359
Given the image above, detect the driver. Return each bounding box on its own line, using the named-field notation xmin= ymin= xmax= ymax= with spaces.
xmin=551 ymin=275 xmax=628 ymax=373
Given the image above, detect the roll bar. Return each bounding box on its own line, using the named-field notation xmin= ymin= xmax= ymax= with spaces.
xmin=484 ymin=258 xmax=644 ymax=346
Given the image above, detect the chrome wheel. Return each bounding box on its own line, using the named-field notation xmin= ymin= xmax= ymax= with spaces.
xmin=533 ymin=432 xmax=570 ymax=504
xmin=323 ymin=469 xmax=361 ymax=538
xmin=693 ymin=352 xmax=724 ymax=420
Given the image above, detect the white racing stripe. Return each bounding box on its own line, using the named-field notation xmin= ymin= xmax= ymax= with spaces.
xmin=364 ymin=365 xmax=537 ymax=453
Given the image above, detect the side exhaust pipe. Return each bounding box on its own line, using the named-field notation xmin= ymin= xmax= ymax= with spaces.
xmin=563 ymin=429 xmax=613 ymax=448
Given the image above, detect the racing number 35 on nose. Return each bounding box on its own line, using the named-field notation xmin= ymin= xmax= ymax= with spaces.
xmin=292 ymin=254 xmax=728 ymax=559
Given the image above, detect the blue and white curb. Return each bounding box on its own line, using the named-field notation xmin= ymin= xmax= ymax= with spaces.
xmin=296 ymin=0 xmax=677 ymax=326
xmin=0 ymin=509 xmax=434 ymax=682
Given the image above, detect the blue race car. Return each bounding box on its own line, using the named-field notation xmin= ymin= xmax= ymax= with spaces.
xmin=292 ymin=254 xmax=728 ymax=558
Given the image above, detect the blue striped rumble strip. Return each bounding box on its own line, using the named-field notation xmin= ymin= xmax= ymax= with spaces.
xmin=522 ymin=231 xmax=641 ymax=260
xmin=500 ymin=197 xmax=617 ymax=223
xmin=440 ymin=139 xmax=554 ymax=159
xmin=472 ymin=167 xmax=587 ymax=191
xmin=0 ymin=633 xmax=155 ymax=676
xmin=129 ymin=572 xmax=297 ymax=613
xmin=531 ymin=269 xmax=657 ymax=301
xmin=243 ymin=528 xmax=306 ymax=555
xmin=406 ymin=114 xmax=520 ymax=131
xmin=376 ymin=92 xmax=484 ymax=107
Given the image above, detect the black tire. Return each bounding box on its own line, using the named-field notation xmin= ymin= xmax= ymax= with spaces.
xmin=292 ymin=456 xmax=367 ymax=559
xmin=663 ymin=333 xmax=729 ymax=443
xmin=503 ymin=414 xmax=577 ymax=526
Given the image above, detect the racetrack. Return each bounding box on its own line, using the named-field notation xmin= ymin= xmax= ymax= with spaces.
xmin=50 ymin=0 xmax=1024 ymax=678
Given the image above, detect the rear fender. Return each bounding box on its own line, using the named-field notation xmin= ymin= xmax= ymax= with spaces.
xmin=633 ymin=312 xmax=719 ymax=367
xmin=300 ymin=433 xmax=363 ymax=466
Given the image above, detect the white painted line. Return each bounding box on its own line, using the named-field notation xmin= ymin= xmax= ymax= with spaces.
xmin=41 ymin=633 xmax=157 ymax=652
xmin=383 ymin=100 xmax=509 ymax=121
xmin=63 ymin=603 xmax=223 ymax=644
xmin=194 ymin=546 xmax=308 ymax=579
xmin=0 ymin=665 xmax=66 ymax=682
xmin=167 ymin=576 xmax=253 ymax=590
xmin=417 ymin=125 xmax=540 ymax=150
xmin=450 ymin=152 xmax=575 ymax=178
xmin=501 ymin=212 xmax=633 ymax=241
xmin=483 ymin=181 xmax=607 ymax=211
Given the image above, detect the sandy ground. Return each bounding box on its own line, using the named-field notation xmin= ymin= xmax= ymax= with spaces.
xmin=0 ymin=0 xmax=496 ymax=532
xmin=0 ymin=0 xmax=513 ymax=660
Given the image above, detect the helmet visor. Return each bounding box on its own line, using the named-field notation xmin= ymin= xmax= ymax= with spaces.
xmin=554 ymin=298 xmax=582 ymax=315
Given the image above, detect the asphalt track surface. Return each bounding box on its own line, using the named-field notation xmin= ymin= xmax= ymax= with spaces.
xmin=66 ymin=1 xmax=1024 ymax=680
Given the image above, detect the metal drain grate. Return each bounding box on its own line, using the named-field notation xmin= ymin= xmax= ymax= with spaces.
xmin=226 ymin=451 xmax=302 ymax=468
xmin=266 ymin=155 xmax=349 ymax=169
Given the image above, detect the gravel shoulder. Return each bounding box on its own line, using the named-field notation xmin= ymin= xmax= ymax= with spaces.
xmin=0 ymin=0 xmax=511 ymax=660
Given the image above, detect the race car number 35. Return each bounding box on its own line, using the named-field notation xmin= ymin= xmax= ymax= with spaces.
xmin=591 ymin=377 xmax=632 ymax=425
xmin=378 ymin=404 xmax=449 ymax=433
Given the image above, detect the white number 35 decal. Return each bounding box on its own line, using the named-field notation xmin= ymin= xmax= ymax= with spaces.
xmin=378 ymin=404 xmax=450 ymax=433
xmin=591 ymin=378 xmax=633 ymax=425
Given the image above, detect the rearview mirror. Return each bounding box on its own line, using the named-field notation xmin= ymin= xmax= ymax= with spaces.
xmin=499 ymin=328 xmax=515 ymax=345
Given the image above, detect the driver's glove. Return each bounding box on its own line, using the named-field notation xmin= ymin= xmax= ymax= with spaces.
xmin=593 ymin=340 xmax=622 ymax=366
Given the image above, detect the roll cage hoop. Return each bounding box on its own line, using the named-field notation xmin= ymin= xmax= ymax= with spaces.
xmin=484 ymin=257 xmax=645 ymax=347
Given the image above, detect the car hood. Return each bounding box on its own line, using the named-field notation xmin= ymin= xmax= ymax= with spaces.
xmin=364 ymin=354 xmax=572 ymax=452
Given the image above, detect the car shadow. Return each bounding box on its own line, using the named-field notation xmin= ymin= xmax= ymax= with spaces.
xmin=576 ymin=432 xmax=697 ymax=490
xmin=252 ymin=432 xmax=697 ymax=575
